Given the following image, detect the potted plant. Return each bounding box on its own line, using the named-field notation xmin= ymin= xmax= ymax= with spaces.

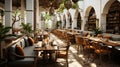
xmin=20 ymin=22 xmax=33 ymax=37
xmin=93 ymin=28 xmax=102 ymax=36
xmin=0 ymin=23 xmax=16 ymax=64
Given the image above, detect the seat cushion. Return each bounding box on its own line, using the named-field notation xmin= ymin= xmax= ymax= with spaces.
xmin=23 ymin=46 xmax=35 ymax=56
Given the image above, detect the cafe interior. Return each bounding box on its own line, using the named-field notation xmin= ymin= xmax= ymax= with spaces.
xmin=0 ymin=0 xmax=120 ymax=67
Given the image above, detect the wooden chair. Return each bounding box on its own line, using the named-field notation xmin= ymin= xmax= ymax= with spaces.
xmin=92 ymin=42 xmax=111 ymax=64
xmin=56 ymin=42 xmax=71 ymax=67
xmin=75 ymin=35 xmax=84 ymax=53
xmin=83 ymin=38 xmax=95 ymax=60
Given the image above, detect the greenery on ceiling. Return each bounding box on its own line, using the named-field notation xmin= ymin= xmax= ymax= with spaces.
xmin=57 ymin=0 xmax=79 ymax=12
xmin=71 ymin=2 xmax=79 ymax=9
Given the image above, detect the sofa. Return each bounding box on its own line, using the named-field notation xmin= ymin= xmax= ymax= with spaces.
xmin=4 ymin=36 xmax=37 ymax=67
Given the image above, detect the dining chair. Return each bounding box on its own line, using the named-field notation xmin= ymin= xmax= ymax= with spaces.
xmin=92 ymin=41 xmax=111 ymax=64
xmin=83 ymin=38 xmax=95 ymax=61
xmin=56 ymin=42 xmax=71 ymax=67
xmin=75 ymin=35 xmax=84 ymax=53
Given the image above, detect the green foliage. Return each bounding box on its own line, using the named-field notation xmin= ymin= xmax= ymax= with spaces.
xmin=93 ymin=28 xmax=102 ymax=36
xmin=57 ymin=3 xmax=65 ymax=12
xmin=43 ymin=12 xmax=52 ymax=20
xmin=20 ymin=23 xmax=33 ymax=36
xmin=12 ymin=9 xmax=21 ymax=17
xmin=57 ymin=0 xmax=79 ymax=12
xmin=56 ymin=21 xmax=62 ymax=28
xmin=71 ymin=3 xmax=79 ymax=9
xmin=0 ymin=23 xmax=15 ymax=42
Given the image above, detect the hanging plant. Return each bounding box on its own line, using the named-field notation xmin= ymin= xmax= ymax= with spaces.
xmin=64 ymin=0 xmax=72 ymax=10
xmin=72 ymin=0 xmax=79 ymax=3
xmin=71 ymin=2 xmax=79 ymax=9
xmin=57 ymin=3 xmax=65 ymax=12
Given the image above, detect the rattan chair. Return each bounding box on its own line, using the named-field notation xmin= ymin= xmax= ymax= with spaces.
xmin=83 ymin=38 xmax=95 ymax=60
xmin=92 ymin=42 xmax=111 ymax=64
xmin=56 ymin=42 xmax=71 ymax=67
xmin=75 ymin=35 xmax=84 ymax=53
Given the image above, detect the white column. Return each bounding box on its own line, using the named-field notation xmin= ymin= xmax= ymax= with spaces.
xmin=26 ymin=0 xmax=34 ymax=29
xmin=36 ymin=0 xmax=40 ymax=29
xmin=5 ymin=0 xmax=12 ymax=27
xmin=101 ymin=13 xmax=107 ymax=32
xmin=21 ymin=0 xmax=25 ymax=23
xmin=72 ymin=18 xmax=77 ymax=29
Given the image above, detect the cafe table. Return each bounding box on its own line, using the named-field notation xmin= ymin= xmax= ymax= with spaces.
xmin=34 ymin=41 xmax=58 ymax=62
xmin=84 ymin=36 xmax=120 ymax=50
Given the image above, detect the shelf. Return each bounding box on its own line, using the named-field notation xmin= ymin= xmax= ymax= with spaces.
xmin=106 ymin=1 xmax=120 ymax=34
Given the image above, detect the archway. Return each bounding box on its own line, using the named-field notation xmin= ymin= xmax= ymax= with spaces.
xmin=102 ymin=0 xmax=120 ymax=33
xmin=76 ymin=12 xmax=81 ymax=29
xmin=67 ymin=11 xmax=72 ymax=29
xmin=106 ymin=1 xmax=120 ymax=34
xmin=63 ymin=14 xmax=66 ymax=28
xmin=85 ymin=7 xmax=97 ymax=31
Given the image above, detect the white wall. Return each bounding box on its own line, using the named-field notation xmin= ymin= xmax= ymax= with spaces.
xmin=63 ymin=0 xmax=116 ymax=32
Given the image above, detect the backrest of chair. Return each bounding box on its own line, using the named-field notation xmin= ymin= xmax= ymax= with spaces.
xmin=83 ymin=38 xmax=90 ymax=46
xmin=98 ymin=43 xmax=110 ymax=50
xmin=78 ymin=36 xmax=84 ymax=45
xmin=75 ymin=35 xmax=79 ymax=44
xmin=75 ymin=35 xmax=83 ymax=45
xmin=92 ymin=42 xmax=109 ymax=50
xmin=92 ymin=41 xmax=100 ymax=49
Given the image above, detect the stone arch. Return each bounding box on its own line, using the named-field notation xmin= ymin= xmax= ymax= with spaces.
xmin=67 ymin=11 xmax=72 ymax=29
xmin=85 ymin=6 xmax=97 ymax=31
xmin=74 ymin=9 xmax=81 ymax=29
xmin=63 ymin=14 xmax=66 ymax=28
xmin=102 ymin=0 xmax=120 ymax=33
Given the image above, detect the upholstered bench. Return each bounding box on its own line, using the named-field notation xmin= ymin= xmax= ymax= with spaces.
xmin=5 ymin=36 xmax=36 ymax=67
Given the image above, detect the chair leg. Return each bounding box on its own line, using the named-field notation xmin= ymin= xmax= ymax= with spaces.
xmin=66 ymin=59 xmax=68 ymax=67
xmin=98 ymin=54 xmax=102 ymax=65
xmin=34 ymin=57 xmax=38 ymax=67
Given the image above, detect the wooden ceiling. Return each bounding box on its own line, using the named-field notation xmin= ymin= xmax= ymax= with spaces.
xmin=0 ymin=0 xmax=22 ymax=8
xmin=0 ymin=0 xmax=62 ymax=9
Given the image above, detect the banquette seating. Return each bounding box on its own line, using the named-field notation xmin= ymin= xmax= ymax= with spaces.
xmin=4 ymin=36 xmax=37 ymax=67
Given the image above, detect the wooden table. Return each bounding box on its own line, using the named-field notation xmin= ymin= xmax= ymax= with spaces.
xmin=84 ymin=37 xmax=120 ymax=50
xmin=34 ymin=42 xmax=58 ymax=62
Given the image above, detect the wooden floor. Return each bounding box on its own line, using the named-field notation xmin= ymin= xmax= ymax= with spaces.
xmin=36 ymin=34 xmax=120 ymax=67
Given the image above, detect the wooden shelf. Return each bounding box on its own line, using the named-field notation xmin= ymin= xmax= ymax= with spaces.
xmin=106 ymin=1 xmax=120 ymax=34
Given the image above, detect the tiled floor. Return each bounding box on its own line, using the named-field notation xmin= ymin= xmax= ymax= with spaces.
xmin=36 ymin=34 xmax=120 ymax=67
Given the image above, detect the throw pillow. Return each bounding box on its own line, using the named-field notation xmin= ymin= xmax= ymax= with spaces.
xmin=28 ymin=37 xmax=34 ymax=46
xmin=15 ymin=45 xmax=24 ymax=59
